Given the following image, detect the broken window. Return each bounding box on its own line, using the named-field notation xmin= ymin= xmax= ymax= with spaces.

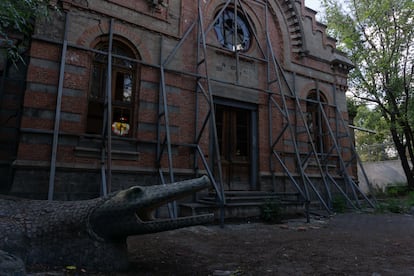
xmin=214 ymin=8 xmax=251 ymax=52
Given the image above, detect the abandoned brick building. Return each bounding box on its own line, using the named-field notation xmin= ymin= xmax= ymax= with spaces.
xmin=0 ymin=0 xmax=373 ymax=216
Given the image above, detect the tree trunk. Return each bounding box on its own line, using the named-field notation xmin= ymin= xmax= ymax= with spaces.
xmin=390 ymin=126 xmax=414 ymax=189
xmin=403 ymin=122 xmax=414 ymax=167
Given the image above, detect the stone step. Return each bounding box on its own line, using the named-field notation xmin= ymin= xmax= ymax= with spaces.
xmin=180 ymin=191 xmax=307 ymax=220
xmin=198 ymin=191 xmax=303 ymax=204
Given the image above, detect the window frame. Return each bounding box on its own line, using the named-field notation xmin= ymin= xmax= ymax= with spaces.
xmin=86 ymin=39 xmax=138 ymax=138
xmin=213 ymin=7 xmax=252 ymax=52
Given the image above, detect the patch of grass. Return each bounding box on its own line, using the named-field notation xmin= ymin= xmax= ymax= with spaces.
xmin=376 ymin=193 xmax=414 ymax=214
xmin=405 ymin=191 xmax=414 ymax=207
xmin=371 ymin=183 xmax=414 ymax=214
xmin=386 ymin=184 xmax=409 ymax=197
xmin=375 ymin=202 xmax=388 ymax=213
xmin=385 ymin=198 xmax=404 ymax=213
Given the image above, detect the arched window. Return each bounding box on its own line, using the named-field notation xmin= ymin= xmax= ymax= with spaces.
xmin=306 ymin=91 xmax=329 ymax=154
xmin=214 ymin=7 xmax=251 ymax=52
xmin=86 ymin=39 xmax=138 ymax=137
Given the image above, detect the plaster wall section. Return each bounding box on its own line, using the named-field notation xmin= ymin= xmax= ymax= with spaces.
xmin=301 ymin=15 xmax=335 ymax=61
xmin=335 ymin=87 xmax=348 ymax=112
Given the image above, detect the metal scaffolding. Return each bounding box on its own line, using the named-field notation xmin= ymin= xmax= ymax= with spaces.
xmin=44 ymin=0 xmax=375 ymax=217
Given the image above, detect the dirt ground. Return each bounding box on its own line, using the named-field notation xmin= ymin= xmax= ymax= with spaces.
xmin=122 ymin=212 xmax=414 ymax=276
xmin=26 ymin=212 xmax=414 ymax=276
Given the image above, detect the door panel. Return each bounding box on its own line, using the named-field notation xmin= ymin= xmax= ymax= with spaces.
xmin=216 ymin=105 xmax=251 ymax=190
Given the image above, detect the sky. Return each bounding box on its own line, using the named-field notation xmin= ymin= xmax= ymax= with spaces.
xmin=304 ymin=0 xmax=324 ymax=14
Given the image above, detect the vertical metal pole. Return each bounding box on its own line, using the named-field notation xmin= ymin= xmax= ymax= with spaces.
xmin=333 ymin=84 xmax=339 ymax=144
xmin=159 ymin=38 xmax=175 ymax=185
xmin=265 ymin=2 xmax=276 ymax=191
xmin=294 ymin=72 xmax=310 ymax=222
xmin=100 ymin=156 xmax=107 ymax=196
xmin=48 ymin=12 xmax=68 ymax=201
xmin=250 ymin=110 xmax=258 ymax=190
xmin=198 ymin=0 xmax=226 ymax=224
xmin=194 ymin=20 xmax=201 ymax=176
xmin=234 ymin=0 xmax=240 ymax=84
xmin=315 ymin=85 xmax=323 ymax=156
xmin=106 ymin=19 xmax=114 ymax=194
xmin=159 ymin=35 xmax=177 ymax=218
xmin=100 ymin=19 xmax=114 ymax=196
xmin=316 ymin=81 xmax=332 ymax=206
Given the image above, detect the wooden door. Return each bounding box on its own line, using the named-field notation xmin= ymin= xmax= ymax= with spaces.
xmin=216 ymin=105 xmax=251 ymax=190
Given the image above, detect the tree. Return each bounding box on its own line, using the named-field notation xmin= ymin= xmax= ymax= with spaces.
xmin=322 ymin=0 xmax=414 ymax=188
xmin=354 ymin=104 xmax=396 ymax=161
xmin=0 ymin=0 xmax=54 ymax=62
xmin=348 ymin=98 xmax=395 ymax=161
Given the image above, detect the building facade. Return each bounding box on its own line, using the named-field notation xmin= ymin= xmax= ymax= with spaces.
xmin=0 ymin=0 xmax=362 ymax=212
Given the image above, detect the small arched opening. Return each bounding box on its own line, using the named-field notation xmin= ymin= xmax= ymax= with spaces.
xmin=306 ymin=90 xmax=330 ymax=154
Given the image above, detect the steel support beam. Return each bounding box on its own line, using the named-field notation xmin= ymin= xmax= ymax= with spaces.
xmin=38 ymin=0 xmax=375 ymax=219
xmin=48 ymin=12 xmax=68 ymax=200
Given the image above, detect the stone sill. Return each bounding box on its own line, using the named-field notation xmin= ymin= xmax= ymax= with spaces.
xmin=74 ymin=146 xmax=140 ymax=161
xmin=11 ymin=159 xmax=205 ymax=176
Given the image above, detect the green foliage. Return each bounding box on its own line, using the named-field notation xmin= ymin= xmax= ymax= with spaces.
xmin=322 ymin=0 xmax=414 ymax=184
xmin=346 ymin=98 xmax=358 ymax=119
xmin=331 ymin=196 xmax=347 ymax=213
xmin=375 ymin=185 xmax=414 ymax=213
xmin=0 ymin=0 xmax=56 ymax=62
xmin=260 ymin=200 xmax=283 ymax=224
xmin=386 ymin=185 xmax=409 ymax=197
xmin=405 ymin=191 xmax=414 ymax=207
xmin=354 ymin=106 xmax=388 ymax=143
xmin=353 ymin=105 xmax=396 ymax=161
xmin=384 ymin=198 xmax=404 ymax=213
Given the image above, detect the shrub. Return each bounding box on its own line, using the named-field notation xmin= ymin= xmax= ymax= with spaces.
xmin=385 ymin=198 xmax=404 ymax=213
xmin=386 ymin=185 xmax=408 ymax=197
xmin=260 ymin=199 xmax=283 ymax=224
xmin=405 ymin=191 xmax=414 ymax=207
xmin=332 ymin=196 xmax=347 ymax=213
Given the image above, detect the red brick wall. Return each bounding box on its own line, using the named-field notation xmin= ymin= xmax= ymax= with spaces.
xmin=9 ymin=0 xmax=357 ymax=199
